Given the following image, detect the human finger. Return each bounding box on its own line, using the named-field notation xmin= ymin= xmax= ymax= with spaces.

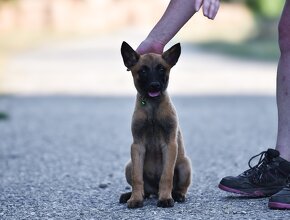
xmin=208 ymin=0 xmax=220 ymax=19
xmin=194 ymin=0 xmax=203 ymax=12
xmin=202 ymin=0 xmax=211 ymax=18
xmin=203 ymin=0 xmax=220 ymax=19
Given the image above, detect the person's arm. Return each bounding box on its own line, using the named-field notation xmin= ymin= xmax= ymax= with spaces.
xmin=136 ymin=0 xmax=220 ymax=54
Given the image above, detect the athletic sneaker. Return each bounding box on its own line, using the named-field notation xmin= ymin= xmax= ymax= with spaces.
xmin=269 ymin=183 xmax=290 ymax=209
xmin=219 ymin=148 xmax=290 ymax=197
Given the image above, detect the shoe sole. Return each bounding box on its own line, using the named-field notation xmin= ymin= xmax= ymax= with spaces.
xmin=218 ymin=184 xmax=271 ymax=197
xmin=268 ymin=202 xmax=290 ymax=209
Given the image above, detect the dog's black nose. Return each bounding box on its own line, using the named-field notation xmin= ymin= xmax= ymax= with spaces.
xmin=149 ymin=82 xmax=161 ymax=91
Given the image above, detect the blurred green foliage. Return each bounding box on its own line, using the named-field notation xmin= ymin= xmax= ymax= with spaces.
xmin=245 ymin=0 xmax=284 ymax=18
xmin=198 ymin=0 xmax=284 ymax=60
xmin=224 ymin=0 xmax=284 ymax=18
xmin=0 ymin=0 xmax=16 ymax=5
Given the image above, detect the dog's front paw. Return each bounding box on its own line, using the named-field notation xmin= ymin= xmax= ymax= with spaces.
xmin=127 ymin=199 xmax=144 ymax=209
xmin=172 ymin=192 xmax=186 ymax=203
xmin=157 ymin=198 xmax=174 ymax=208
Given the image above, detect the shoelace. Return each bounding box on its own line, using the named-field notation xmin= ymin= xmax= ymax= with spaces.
xmin=247 ymin=150 xmax=281 ymax=184
xmin=250 ymin=151 xmax=271 ymax=183
xmin=248 ymin=150 xmax=268 ymax=169
xmin=242 ymin=150 xmax=270 ymax=177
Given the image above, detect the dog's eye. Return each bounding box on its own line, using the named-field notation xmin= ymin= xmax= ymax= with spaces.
xmin=138 ymin=66 xmax=148 ymax=77
xmin=157 ymin=65 xmax=166 ymax=74
xmin=140 ymin=69 xmax=146 ymax=74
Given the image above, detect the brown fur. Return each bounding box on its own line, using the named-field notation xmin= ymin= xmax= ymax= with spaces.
xmin=120 ymin=43 xmax=191 ymax=208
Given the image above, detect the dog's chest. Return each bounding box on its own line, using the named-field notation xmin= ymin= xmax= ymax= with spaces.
xmin=132 ymin=103 xmax=176 ymax=146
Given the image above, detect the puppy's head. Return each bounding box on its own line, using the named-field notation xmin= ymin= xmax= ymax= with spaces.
xmin=121 ymin=41 xmax=181 ymax=98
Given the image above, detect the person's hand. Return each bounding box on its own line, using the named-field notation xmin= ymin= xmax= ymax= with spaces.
xmin=136 ymin=38 xmax=165 ymax=55
xmin=194 ymin=0 xmax=220 ymax=19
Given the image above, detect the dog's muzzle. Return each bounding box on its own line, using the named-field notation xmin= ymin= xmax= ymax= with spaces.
xmin=148 ymin=82 xmax=161 ymax=97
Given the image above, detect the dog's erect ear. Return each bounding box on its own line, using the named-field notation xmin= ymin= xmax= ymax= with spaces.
xmin=162 ymin=43 xmax=181 ymax=67
xmin=121 ymin=41 xmax=140 ymax=69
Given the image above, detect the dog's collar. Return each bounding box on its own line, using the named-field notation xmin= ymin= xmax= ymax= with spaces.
xmin=137 ymin=94 xmax=147 ymax=106
xmin=140 ymin=96 xmax=146 ymax=106
xmin=138 ymin=94 xmax=164 ymax=106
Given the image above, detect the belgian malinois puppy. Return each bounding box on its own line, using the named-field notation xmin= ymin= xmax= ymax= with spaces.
xmin=119 ymin=42 xmax=191 ymax=208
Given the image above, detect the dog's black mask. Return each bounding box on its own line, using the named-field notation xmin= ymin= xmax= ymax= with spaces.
xmin=137 ymin=62 xmax=168 ymax=98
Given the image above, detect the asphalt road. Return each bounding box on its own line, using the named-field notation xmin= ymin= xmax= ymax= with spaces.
xmin=1 ymin=95 xmax=290 ymax=219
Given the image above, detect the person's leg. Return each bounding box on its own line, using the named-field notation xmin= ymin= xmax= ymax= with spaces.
xmin=275 ymin=0 xmax=290 ymax=161
xmin=219 ymin=1 xmax=290 ymax=198
xmin=268 ymin=0 xmax=290 ymax=210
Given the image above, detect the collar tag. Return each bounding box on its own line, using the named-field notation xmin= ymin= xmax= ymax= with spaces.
xmin=141 ymin=100 xmax=146 ymax=106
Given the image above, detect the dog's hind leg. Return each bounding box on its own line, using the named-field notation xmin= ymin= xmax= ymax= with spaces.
xmin=119 ymin=192 xmax=132 ymax=203
xmin=172 ymin=156 xmax=191 ymax=203
xmin=119 ymin=162 xmax=133 ymax=204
